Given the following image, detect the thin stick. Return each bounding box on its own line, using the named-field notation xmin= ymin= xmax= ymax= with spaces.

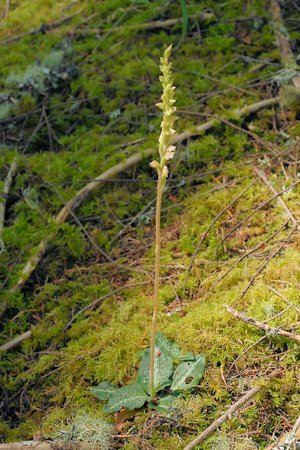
xmin=221 ymin=180 xmax=299 ymax=245
xmin=0 ymin=9 xmax=83 ymax=46
xmin=231 ymin=225 xmax=296 ymax=307
xmin=230 ymin=334 xmax=269 ymax=368
xmin=0 ymin=283 xmax=150 ymax=353
xmin=0 ymin=441 xmax=97 ymax=449
xmin=10 ymin=149 xmax=153 ymax=292
xmin=64 ymin=281 xmax=149 ymax=331
xmin=176 ymin=97 xmax=279 ymax=143
xmin=183 ymin=178 xmax=259 ymax=294
xmin=78 ymin=12 xmax=215 ymax=35
xmin=2 ymin=0 xmax=9 ymax=20
xmin=0 ymin=330 xmax=32 ymax=352
xmin=183 ymin=385 xmax=262 ymax=450
xmin=253 ymin=166 xmax=299 ymax=228
xmin=203 ymin=220 xmax=289 ymax=302
xmin=267 ymin=285 xmax=300 ymax=314
xmin=271 ymin=0 xmax=297 ymax=68
xmin=0 ymin=157 xmax=18 ymax=236
xmin=226 ymin=305 xmax=300 ymax=344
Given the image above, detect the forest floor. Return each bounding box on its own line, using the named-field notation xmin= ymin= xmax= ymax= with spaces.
xmin=0 ymin=0 xmax=299 ymax=449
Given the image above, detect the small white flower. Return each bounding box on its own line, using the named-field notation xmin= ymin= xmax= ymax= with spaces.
xmin=150 ymin=160 xmax=160 ymax=170
xmin=165 ymin=145 xmax=176 ymax=160
xmin=162 ymin=165 xmax=169 ymax=178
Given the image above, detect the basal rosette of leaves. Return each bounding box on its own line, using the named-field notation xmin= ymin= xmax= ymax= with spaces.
xmin=91 ymin=332 xmax=205 ymax=414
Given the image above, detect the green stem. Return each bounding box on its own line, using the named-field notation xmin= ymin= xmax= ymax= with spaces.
xmin=149 ymin=171 xmax=163 ymax=400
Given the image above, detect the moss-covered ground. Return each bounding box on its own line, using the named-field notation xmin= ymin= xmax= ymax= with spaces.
xmin=0 ymin=0 xmax=299 ymax=448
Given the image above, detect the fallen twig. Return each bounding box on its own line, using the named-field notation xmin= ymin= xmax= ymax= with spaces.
xmin=231 ymin=225 xmax=296 ymax=307
xmin=0 ymin=157 xmax=18 ymax=248
xmin=0 ymin=282 xmax=150 ymax=352
xmin=9 ymin=149 xmax=154 ymax=292
xmin=0 ymin=330 xmax=32 ymax=352
xmin=1 ymin=0 xmax=9 ymax=20
xmin=271 ymin=0 xmax=297 ymax=69
xmin=0 ymin=441 xmax=98 ymax=449
xmin=266 ymin=416 xmax=300 ymax=450
xmin=183 ymin=178 xmax=259 ymax=294
xmin=268 ymin=285 xmax=300 ymax=314
xmin=220 ymin=180 xmax=299 ymax=245
xmin=253 ymin=166 xmax=299 ymax=228
xmin=176 ymin=97 xmax=279 ymax=143
xmin=225 ymin=305 xmax=300 ymax=344
xmin=0 ymin=9 xmax=83 ymax=46
xmin=78 ymin=11 xmax=215 ymax=35
xmin=203 ymin=220 xmax=289 ymax=301
xmin=64 ymin=281 xmax=150 ymax=331
xmin=183 ymin=385 xmax=262 ymax=450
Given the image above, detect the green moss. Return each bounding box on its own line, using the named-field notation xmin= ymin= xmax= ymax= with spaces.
xmin=0 ymin=0 xmax=299 ymax=447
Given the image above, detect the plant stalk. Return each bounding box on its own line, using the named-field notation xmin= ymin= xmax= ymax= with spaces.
xmin=149 ymin=171 xmax=163 ymax=400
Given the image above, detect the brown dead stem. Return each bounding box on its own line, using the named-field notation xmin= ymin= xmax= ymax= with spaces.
xmin=230 ymin=225 xmax=296 ymax=307
xmin=203 ymin=220 xmax=289 ymax=302
xmin=226 ymin=305 xmax=300 ymax=345
xmin=183 ymin=385 xmax=262 ymax=450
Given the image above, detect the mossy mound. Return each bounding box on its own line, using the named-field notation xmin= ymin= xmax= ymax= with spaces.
xmin=0 ymin=0 xmax=299 ymax=448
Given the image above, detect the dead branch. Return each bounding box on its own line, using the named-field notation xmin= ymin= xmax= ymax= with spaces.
xmin=221 ymin=179 xmax=300 ymax=245
xmin=0 ymin=158 xmax=18 ymax=236
xmin=0 ymin=441 xmax=99 ymax=449
xmin=176 ymin=97 xmax=279 ymax=142
xmin=203 ymin=220 xmax=289 ymax=302
xmin=183 ymin=385 xmax=262 ymax=450
xmin=253 ymin=166 xmax=299 ymax=228
xmin=63 ymin=281 xmax=150 ymax=331
xmin=270 ymin=0 xmax=299 ymax=77
xmin=270 ymin=0 xmax=300 ymax=106
xmin=78 ymin=11 xmax=215 ymax=35
xmin=0 ymin=282 xmax=151 ymax=353
xmin=0 ymin=10 xmax=83 ymax=46
xmin=0 ymin=330 xmax=32 ymax=352
xmin=268 ymin=285 xmax=300 ymax=314
xmin=266 ymin=416 xmax=300 ymax=450
xmin=183 ymin=178 xmax=259 ymax=294
xmin=1 ymin=0 xmax=9 ymax=20
xmin=231 ymin=225 xmax=296 ymax=307
xmin=226 ymin=305 xmax=300 ymax=344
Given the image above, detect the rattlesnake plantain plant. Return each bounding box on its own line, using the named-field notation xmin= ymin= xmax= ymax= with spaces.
xmin=149 ymin=43 xmax=178 ymax=400
xmin=91 ymin=46 xmax=205 ymax=414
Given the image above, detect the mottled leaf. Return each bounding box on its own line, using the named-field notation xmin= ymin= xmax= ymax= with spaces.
xmin=137 ymin=346 xmax=173 ymax=394
xmin=178 ymin=352 xmax=195 ymax=361
xmin=90 ymin=381 xmax=117 ymax=401
xmin=154 ymin=394 xmax=178 ymax=413
xmin=155 ymin=332 xmax=181 ymax=359
xmin=171 ymin=353 xmax=205 ymax=392
xmin=104 ymin=382 xmax=148 ymax=413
